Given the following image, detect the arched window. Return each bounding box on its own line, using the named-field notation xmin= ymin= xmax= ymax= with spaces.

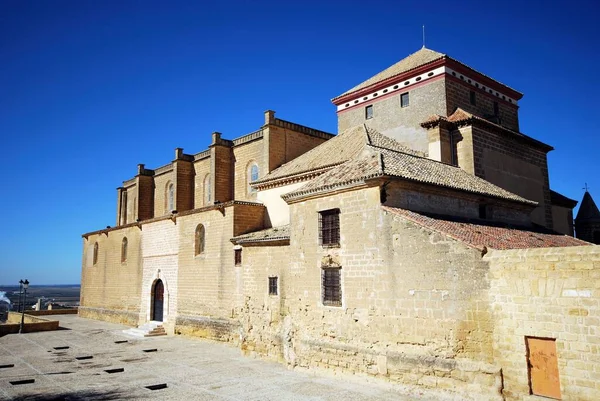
xmin=93 ymin=242 xmax=99 ymax=265
xmin=195 ymin=224 xmax=205 ymax=255
xmin=204 ymin=175 xmax=211 ymax=205
xmin=121 ymin=237 xmax=128 ymax=263
xmin=248 ymin=162 xmax=259 ymax=194
xmin=166 ymin=183 xmax=175 ymax=212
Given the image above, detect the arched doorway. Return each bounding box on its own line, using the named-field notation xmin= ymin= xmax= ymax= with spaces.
xmin=151 ymin=279 xmax=164 ymax=322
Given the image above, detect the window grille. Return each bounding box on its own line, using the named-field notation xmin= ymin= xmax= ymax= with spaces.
xmin=268 ymin=277 xmax=278 ymax=295
xmin=319 ymin=209 xmax=340 ymax=247
xmin=322 ymin=268 xmax=341 ymax=306
xmin=234 ymin=248 xmax=242 ymax=266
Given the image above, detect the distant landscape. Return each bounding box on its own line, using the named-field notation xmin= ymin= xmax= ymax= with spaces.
xmin=0 ymin=285 xmax=80 ymax=315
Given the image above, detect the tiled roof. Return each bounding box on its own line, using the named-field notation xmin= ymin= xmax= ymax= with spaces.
xmin=575 ymin=192 xmax=600 ymax=222
xmin=282 ymin=126 xmax=536 ymax=206
xmin=383 ymin=206 xmax=591 ymax=250
xmin=230 ymin=225 xmax=290 ymax=245
xmin=334 ymin=48 xmax=445 ymax=99
xmin=254 ymin=125 xmax=423 ymax=187
xmin=423 ymin=108 xmax=553 ymax=152
xmin=333 ymin=47 xmax=523 ymax=102
xmin=550 ymin=190 xmax=578 ymax=209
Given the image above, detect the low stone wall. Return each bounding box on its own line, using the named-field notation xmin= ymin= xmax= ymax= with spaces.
xmin=174 ymin=315 xmax=240 ymax=344
xmin=1 ymin=312 xmax=59 ymax=336
xmin=27 ymin=309 xmax=78 ymax=316
xmin=78 ymin=306 xmax=138 ymax=326
xmin=486 ymin=245 xmax=600 ymax=401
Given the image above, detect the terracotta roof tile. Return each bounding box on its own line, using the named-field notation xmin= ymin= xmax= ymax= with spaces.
xmin=255 ymin=125 xmax=421 ymax=186
xmin=230 ymin=225 xmax=290 ymax=245
xmin=383 ymin=206 xmax=591 ymax=250
xmin=282 ymin=126 xmax=536 ymax=206
xmin=334 ymin=48 xmax=445 ymax=99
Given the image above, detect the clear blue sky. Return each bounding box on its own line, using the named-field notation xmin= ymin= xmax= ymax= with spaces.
xmin=1 ymin=0 xmax=599 ymax=285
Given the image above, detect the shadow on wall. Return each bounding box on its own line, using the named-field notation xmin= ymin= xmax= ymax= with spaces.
xmin=18 ymin=389 xmax=134 ymax=401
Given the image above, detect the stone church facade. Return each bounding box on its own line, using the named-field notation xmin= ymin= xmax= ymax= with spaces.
xmin=81 ymin=48 xmax=599 ymax=400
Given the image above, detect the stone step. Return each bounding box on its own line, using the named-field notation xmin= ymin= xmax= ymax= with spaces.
xmin=122 ymin=322 xmax=166 ymax=338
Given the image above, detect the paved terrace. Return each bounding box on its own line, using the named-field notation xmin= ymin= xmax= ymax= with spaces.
xmin=0 ymin=315 xmax=455 ymax=401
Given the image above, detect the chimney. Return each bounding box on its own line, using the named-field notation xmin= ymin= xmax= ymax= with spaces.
xmin=137 ymin=164 xmax=145 ymax=175
xmin=264 ymin=110 xmax=275 ymax=125
xmin=211 ymin=132 xmax=222 ymax=145
xmin=175 ymin=147 xmax=184 ymax=159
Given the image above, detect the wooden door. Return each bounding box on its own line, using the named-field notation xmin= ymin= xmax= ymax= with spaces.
xmin=527 ymin=337 xmax=561 ymax=399
xmin=152 ymin=280 xmax=164 ymax=322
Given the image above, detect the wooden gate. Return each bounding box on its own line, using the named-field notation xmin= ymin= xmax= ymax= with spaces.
xmin=526 ymin=337 xmax=561 ymax=399
xmin=152 ymin=280 xmax=164 ymax=322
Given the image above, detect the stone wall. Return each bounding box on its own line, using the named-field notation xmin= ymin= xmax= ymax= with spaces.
xmin=446 ymin=78 xmax=519 ymax=132
xmin=384 ymin=180 xmax=531 ymax=226
xmin=80 ymin=225 xmax=143 ymax=325
xmin=238 ymin=187 xmax=502 ymax=400
xmin=455 ymin=125 xmax=552 ymax=228
xmin=193 ymin=157 xmax=210 ymax=208
xmin=486 ymin=246 xmax=600 ymax=401
xmin=140 ymin=219 xmax=179 ymax=332
xmin=338 ymin=78 xmax=447 ymax=154
xmin=153 ymin=168 xmax=174 ymax=217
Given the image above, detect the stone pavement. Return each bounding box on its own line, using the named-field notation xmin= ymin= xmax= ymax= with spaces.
xmin=0 ymin=315 xmax=458 ymax=400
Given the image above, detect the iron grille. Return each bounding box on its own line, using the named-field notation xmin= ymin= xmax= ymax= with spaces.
xmin=319 ymin=209 xmax=340 ymax=247
xmin=234 ymin=249 xmax=242 ymax=266
xmin=268 ymin=277 xmax=278 ymax=295
xmin=322 ymin=268 xmax=341 ymax=306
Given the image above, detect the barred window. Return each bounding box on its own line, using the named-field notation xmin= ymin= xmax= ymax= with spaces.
xmin=234 ymin=248 xmax=242 ymax=266
xmin=268 ymin=276 xmax=278 ymax=296
xmin=319 ymin=209 xmax=340 ymax=247
xmin=322 ymin=267 xmax=341 ymax=306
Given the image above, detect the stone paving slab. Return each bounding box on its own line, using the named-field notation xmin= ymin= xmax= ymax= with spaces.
xmin=0 ymin=315 xmax=458 ymax=400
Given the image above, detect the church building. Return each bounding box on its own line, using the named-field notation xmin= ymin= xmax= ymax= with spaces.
xmin=81 ymin=48 xmax=598 ymax=401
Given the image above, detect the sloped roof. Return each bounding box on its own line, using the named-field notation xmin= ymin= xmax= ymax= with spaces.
xmin=575 ymin=192 xmax=600 ymax=221
xmin=423 ymin=108 xmax=553 ymax=152
xmin=281 ymin=127 xmax=537 ymax=206
xmin=383 ymin=206 xmax=590 ymax=250
xmin=334 ymin=47 xmax=522 ymax=101
xmin=334 ymin=48 xmax=445 ymax=99
xmin=254 ymin=125 xmax=424 ymax=186
xmin=550 ymin=190 xmax=578 ymax=209
xmin=230 ymin=225 xmax=290 ymax=245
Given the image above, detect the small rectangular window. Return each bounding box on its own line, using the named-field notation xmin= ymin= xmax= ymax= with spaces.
xmin=479 ymin=204 xmax=488 ymax=219
xmin=319 ymin=209 xmax=340 ymax=247
xmin=494 ymin=101 xmax=499 ymax=116
xmin=268 ymin=277 xmax=278 ymax=296
xmin=365 ymin=105 xmax=373 ymax=119
xmin=470 ymin=90 xmax=476 ymax=105
xmin=234 ymin=248 xmax=242 ymax=266
xmin=322 ymin=267 xmax=341 ymax=306
xmin=400 ymin=92 xmax=409 ymax=108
